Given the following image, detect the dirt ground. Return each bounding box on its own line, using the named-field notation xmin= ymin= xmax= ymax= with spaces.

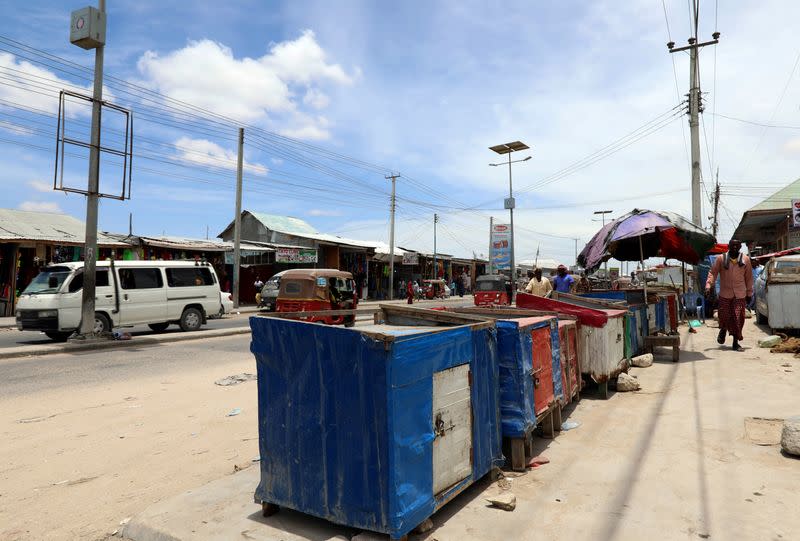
xmin=1 ymin=317 xmax=799 ymax=541
xmin=0 ymin=337 xmax=259 ymax=541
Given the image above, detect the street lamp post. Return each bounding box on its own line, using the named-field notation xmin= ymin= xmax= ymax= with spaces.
xmin=593 ymin=210 xmax=613 ymax=277
xmin=490 ymin=141 xmax=531 ymax=303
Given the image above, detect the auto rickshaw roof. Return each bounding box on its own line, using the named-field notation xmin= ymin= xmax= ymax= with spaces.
xmin=279 ymin=268 xmax=353 ymax=281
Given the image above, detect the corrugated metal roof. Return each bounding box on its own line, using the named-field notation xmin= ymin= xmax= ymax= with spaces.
xmin=248 ymin=211 xmax=376 ymax=249
xmin=139 ymin=235 xmax=234 ymax=252
xmin=0 ymin=209 xmax=126 ymax=246
xmin=748 ymin=177 xmax=800 ymax=212
xmin=104 ymin=233 xmax=275 ymax=252
xmin=248 ymin=212 xmax=317 ymax=235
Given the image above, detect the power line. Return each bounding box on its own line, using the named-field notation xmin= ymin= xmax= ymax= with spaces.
xmin=710 ymin=112 xmax=800 ymax=130
xmin=739 ymin=47 xmax=800 ymax=177
xmin=661 ymin=0 xmax=692 ymax=175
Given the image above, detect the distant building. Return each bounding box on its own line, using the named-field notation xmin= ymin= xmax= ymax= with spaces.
xmin=0 ymin=209 xmax=126 ymax=316
xmin=733 ymin=177 xmax=800 ymax=255
xmin=218 ymin=211 xmax=376 ymax=301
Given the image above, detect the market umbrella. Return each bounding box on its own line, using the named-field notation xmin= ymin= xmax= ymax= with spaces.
xmin=577 ymin=209 xmax=716 ymax=296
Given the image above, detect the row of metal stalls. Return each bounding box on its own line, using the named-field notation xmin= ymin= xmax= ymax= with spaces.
xmin=518 ymin=288 xmax=680 ymax=397
xmin=248 ymin=304 xmax=584 ymax=540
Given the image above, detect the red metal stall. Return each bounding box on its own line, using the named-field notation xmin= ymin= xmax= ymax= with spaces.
xmin=531 ymin=322 xmax=557 ymax=416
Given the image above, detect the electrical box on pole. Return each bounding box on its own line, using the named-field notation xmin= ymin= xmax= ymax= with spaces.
xmin=70 ymin=7 xmax=106 ymax=49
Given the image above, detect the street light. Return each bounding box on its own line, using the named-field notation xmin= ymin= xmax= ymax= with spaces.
xmin=593 ymin=210 xmax=613 ymax=276
xmin=489 ymin=140 xmax=531 ymax=302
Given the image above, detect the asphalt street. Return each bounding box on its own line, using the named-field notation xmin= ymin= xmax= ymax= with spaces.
xmin=0 ymin=333 xmax=255 ymax=398
xmin=0 ymin=314 xmax=253 ymax=349
xmin=0 ymin=314 xmax=375 ymax=397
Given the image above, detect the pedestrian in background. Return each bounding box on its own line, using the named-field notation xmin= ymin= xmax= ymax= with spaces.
xmin=406 ymin=279 xmax=414 ymax=304
xmin=553 ymin=265 xmax=575 ymax=293
xmin=705 ymin=239 xmax=753 ymax=351
xmin=525 ymin=268 xmax=552 ymax=297
xmin=457 ymin=272 xmax=465 ymax=297
xmin=574 ymin=271 xmax=592 ymax=294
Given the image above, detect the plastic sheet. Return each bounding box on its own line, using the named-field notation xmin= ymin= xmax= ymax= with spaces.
xmin=250 ymin=316 xmax=502 ymax=539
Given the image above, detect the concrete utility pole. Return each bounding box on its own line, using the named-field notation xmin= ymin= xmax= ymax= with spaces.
xmin=488 ymin=216 xmax=493 ymax=274
xmin=668 ymin=1 xmax=720 ymax=227
xmin=711 ymin=168 xmax=720 ymax=238
xmin=386 ymin=173 xmax=399 ymax=300
xmin=433 ymin=213 xmax=438 ymax=279
xmin=232 ymin=127 xmax=244 ymax=309
xmin=76 ymin=0 xmax=106 ymax=337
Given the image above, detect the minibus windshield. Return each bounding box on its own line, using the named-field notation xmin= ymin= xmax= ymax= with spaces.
xmin=22 ymin=266 xmax=73 ymax=295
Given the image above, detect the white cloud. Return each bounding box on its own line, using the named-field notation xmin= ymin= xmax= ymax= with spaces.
xmin=173 ymin=137 xmax=268 ymax=175
xmin=279 ymin=114 xmax=331 ymax=141
xmin=136 ymin=30 xmax=354 ymax=140
xmin=28 ymin=179 xmax=53 ymax=192
xmin=263 ymin=30 xmax=353 ymax=86
xmin=19 ymin=201 xmax=61 ymax=213
xmin=308 ymin=208 xmax=343 ymax=217
xmin=303 ymin=88 xmax=330 ymax=110
xmin=0 ymin=52 xmax=97 ymax=116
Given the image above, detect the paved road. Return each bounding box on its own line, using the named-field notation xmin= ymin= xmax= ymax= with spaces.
xmin=0 ymin=333 xmax=256 ymax=398
xmin=0 ymin=296 xmax=475 ymax=350
xmin=0 ymin=314 xmax=384 ymax=397
xmin=0 ymin=314 xmax=253 ymax=349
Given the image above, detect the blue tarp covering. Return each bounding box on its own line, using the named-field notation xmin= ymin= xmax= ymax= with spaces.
xmin=250 ymin=317 xmax=502 ymax=539
xmin=495 ymin=317 xmax=562 ymax=438
xmin=655 ymin=299 xmax=667 ymax=333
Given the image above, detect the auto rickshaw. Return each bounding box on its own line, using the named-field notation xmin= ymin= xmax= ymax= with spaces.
xmin=474 ymin=274 xmax=511 ymax=306
xmin=423 ymin=279 xmax=449 ymax=299
xmin=275 ymin=269 xmax=357 ymax=326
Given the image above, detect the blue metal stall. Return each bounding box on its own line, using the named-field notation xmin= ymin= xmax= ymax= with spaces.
xmin=250 ymin=311 xmax=503 ymax=540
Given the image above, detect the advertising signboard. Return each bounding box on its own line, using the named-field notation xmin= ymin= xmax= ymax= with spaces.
xmin=490 ymin=223 xmax=511 ymax=271
xmin=792 ymin=199 xmax=800 ymax=228
xmin=276 ymin=248 xmax=318 ymax=263
xmin=402 ymin=252 xmax=419 ymax=265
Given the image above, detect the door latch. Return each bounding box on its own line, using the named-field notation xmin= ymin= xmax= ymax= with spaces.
xmin=434 ymin=412 xmax=455 ymax=438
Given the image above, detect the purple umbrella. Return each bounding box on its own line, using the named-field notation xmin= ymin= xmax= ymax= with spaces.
xmin=578 ymin=209 xmax=716 ymax=271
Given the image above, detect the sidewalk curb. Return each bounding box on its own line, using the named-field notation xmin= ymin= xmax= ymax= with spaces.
xmin=0 ymin=326 xmax=252 ymax=361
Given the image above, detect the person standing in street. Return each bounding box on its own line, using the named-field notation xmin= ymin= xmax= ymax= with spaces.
xmin=574 ymin=271 xmax=592 ymax=293
xmin=457 ymin=271 xmax=465 ymax=297
xmin=253 ymin=275 xmax=264 ymax=305
xmin=705 ymin=239 xmax=753 ymax=351
xmin=525 ymin=267 xmax=553 ymax=297
xmin=406 ymin=279 xmax=414 ymax=304
xmin=553 ymin=265 xmax=575 ymax=293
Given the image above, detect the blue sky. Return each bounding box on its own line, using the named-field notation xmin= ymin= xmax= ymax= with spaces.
xmin=1 ymin=0 xmax=800 ymax=265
